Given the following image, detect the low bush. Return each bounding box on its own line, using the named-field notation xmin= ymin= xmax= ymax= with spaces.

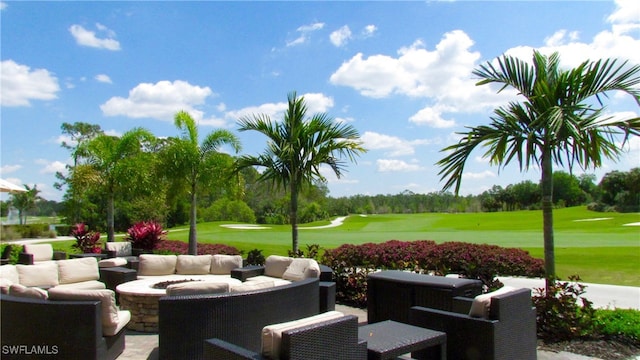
xmin=154 ymin=239 xmax=240 ymax=255
xmin=2 ymin=224 xmax=50 ymax=239
xmin=71 ymin=223 xmax=102 ymax=254
xmin=321 ymin=240 xmax=544 ymax=306
xmin=246 ymin=249 xmax=265 ymax=265
xmin=594 ymin=308 xmax=640 ymax=345
xmin=125 ymin=221 xmax=167 ymax=251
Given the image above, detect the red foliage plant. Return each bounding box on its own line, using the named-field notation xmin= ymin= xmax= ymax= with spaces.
xmin=154 ymin=240 xmax=240 ymax=255
xmin=71 ymin=223 xmax=102 ymax=254
xmin=125 ymin=221 xmax=167 ymax=251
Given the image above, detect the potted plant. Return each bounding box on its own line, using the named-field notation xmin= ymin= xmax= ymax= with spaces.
xmin=71 ymin=223 xmax=102 ymax=254
xmin=125 ymin=221 xmax=167 ymax=255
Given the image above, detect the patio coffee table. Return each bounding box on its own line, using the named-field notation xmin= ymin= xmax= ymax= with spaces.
xmin=358 ymin=320 xmax=446 ymax=360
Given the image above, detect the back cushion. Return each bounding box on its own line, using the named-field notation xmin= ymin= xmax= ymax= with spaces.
xmin=138 ymin=254 xmax=177 ymax=276
xmin=16 ymin=262 xmax=59 ymax=287
xmin=176 ymin=255 xmax=212 ymax=275
xmin=48 ymin=288 xmax=119 ymax=329
xmin=166 ymin=281 xmax=229 ymax=296
xmin=105 ymin=242 xmax=132 ymax=256
xmin=261 ymin=311 xmax=345 ymax=359
xmin=210 ymin=254 xmax=243 ymax=275
xmin=23 ymin=244 xmax=53 ymax=262
xmin=469 ymin=286 xmax=516 ymax=318
xmin=264 ymin=255 xmax=293 ymax=278
xmin=0 ymin=264 xmax=20 ymax=284
xmin=9 ymin=284 xmax=49 ymax=299
xmin=230 ymin=280 xmax=275 ymax=293
xmin=282 ymin=258 xmax=320 ymax=281
xmin=57 ymin=257 xmax=100 ymax=284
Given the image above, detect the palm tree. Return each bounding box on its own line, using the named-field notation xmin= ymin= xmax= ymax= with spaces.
xmin=164 ymin=111 xmax=241 ymax=255
xmin=80 ymin=128 xmax=156 ymax=242
xmin=236 ymin=92 xmax=366 ymax=254
xmin=437 ymin=51 xmax=640 ymax=287
xmin=10 ymin=185 xmax=42 ymax=225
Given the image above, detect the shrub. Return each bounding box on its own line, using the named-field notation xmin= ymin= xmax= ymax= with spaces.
xmin=533 ymin=275 xmax=598 ymax=342
xmin=246 ymin=249 xmax=265 ymax=265
xmin=594 ymin=308 xmax=640 ymax=345
xmin=288 ymin=244 xmax=321 ymax=260
xmin=125 ymin=221 xmax=167 ymax=251
xmin=71 ymin=223 xmax=102 ymax=254
xmin=153 ymin=240 xmax=240 ymax=255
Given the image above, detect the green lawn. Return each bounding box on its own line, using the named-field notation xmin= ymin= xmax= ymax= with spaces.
xmin=51 ymin=206 xmax=640 ymax=286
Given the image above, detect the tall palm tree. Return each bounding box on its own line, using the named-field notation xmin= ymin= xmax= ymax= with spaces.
xmin=10 ymin=185 xmax=42 ymax=225
xmin=437 ymin=51 xmax=640 ymax=287
xmin=165 ymin=111 xmax=241 ymax=255
xmin=236 ymin=92 xmax=366 ymax=254
xmin=81 ymin=128 xmax=156 ymax=242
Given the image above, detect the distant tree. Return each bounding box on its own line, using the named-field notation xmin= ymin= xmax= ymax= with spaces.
xmin=236 ymin=92 xmax=366 ymax=254
xmin=437 ymin=51 xmax=640 ymax=287
xmin=578 ymin=174 xmax=599 ymax=203
xmin=10 ymin=185 xmax=42 ymax=225
xmin=598 ymin=168 xmax=640 ymax=211
xmin=509 ymin=180 xmax=541 ymax=209
xmin=553 ymin=171 xmax=586 ymax=207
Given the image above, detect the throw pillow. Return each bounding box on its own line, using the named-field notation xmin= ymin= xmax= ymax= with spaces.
xmin=282 ymin=258 xmax=320 ymax=281
xmin=468 ymin=286 xmax=516 ymax=318
xmin=176 ymin=255 xmax=212 ymax=275
xmin=138 ymin=254 xmax=177 ymax=276
xmin=57 ymin=257 xmax=100 ymax=284
xmin=209 ymin=254 xmax=243 ymax=275
xmin=264 ymin=255 xmax=293 ymax=278
xmin=16 ymin=262 xmax=59 ymax=287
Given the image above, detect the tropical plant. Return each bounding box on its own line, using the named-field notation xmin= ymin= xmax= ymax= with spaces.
xmin=9 ymin=185 xmax=42 ymax=225
xmin=71 ymin=222 xmax=102 ymax=253
xmin=437 ymin=50 xmax=640 ymax=288
xmin=236 ymin=91 xmax=366 ymax=254
xmin=162 ymin=111 xmax=241 ymax=255
xmin=125 ymin=221 xmax=167 ymax=251
xmin=78 ymin=128 xmax=157 ymax=242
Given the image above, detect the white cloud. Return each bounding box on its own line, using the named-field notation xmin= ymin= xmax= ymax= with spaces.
xmin=287 ymin=22 xmax=325 ymax=47
xmin=362 ymin=25 xmax=377 ymax=37
xmin=377 ymin=159 xmax=423 ymax=172
xmin=1 ymin=2 xmax=7 ymax=10
xmin=100 ymin=80 xmax=213 ymax=121
xmin=361 ymin=131 xmax=432 ymax=157
xmin=227 ymin=93 xmax=334 ymax=122
xmin=409 ymin=105 xmax=456 ymax=128
xmin=69 ymin=24 xmax=121 ymax=51
xmin=36 ymin=160 xmax=67 ymax=174
xmin=95 ymin=74 xmax=112 ymax=84
xmin=463 ymin=170 xmax=496 ymax=180
xmin=607 ymin=0 xmax=640 ymax=35
xmin=330 ymin=25 xmax=352 ymax=47
xmin=0 ymin=164 xmax=21 ymax=174
xmin=1 ymin=60 xmax=60 ymax=107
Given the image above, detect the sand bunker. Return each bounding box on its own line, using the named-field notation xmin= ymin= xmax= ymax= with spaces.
xmin=573 ymin=218 xmax=612 ymax=222
xmin=220 ymin=224 xmax=271 ymax=230
xmin=622 ymin=222 xmax=640 ymax=226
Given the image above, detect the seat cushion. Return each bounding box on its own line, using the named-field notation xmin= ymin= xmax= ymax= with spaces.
xmin=282 ymin=258 xmax=320 ymax=281
xmin=53 ymin=280 xmax=106 ymax=290
xmin=0 ymin=264 xmax=20 ymax=284
xmin=98 ymin=257 xmax=128 ymax=268
xmin=138 ymin=254 xmax=177 ymax=276
xmin=57 ymin=257 xmax=100 ymax=284
xmin=230 ymin=280 xmax=275 ymax=293
xmin=105 ymin=242 xmax=132 ymax=256
xmin=16 ymin=262 xmax=59 ymax=287
xmin=209 ymin=254 xmax=243 ymax=275
xmin=9 ymin=284 xmax=49 ymax=299
xmin=176 ymin=255 xmax=212 ymax=275
xmin=469 ymin=286 xmax=516 ymax=318
xmin=103 ymin=310 xmax=131 ymax=336
xmin=166 ymin=281 xmax=229 ymax=296
xmin=264 ymin=255 xmax=293 ymax=278
xmin=48 ymin=288 xmax=120 ymax=331
xmin=0 ymin=278 xmax=13 ymax=294
xmin=23 ymin=244 xmax=53 ymax=262
xmin=261 ymin=311 xmax=345 ymax=359
xmin=246 ymin=275 xmax=291 ymax=287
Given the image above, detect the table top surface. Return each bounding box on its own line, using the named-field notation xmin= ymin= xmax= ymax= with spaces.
xmin=358 ymin=320 xmax=446 ymax=358
xmin=368 ymin=270 xmax=481 ymax=287
xmin=69 ymin=253 xmax=107 ymax=259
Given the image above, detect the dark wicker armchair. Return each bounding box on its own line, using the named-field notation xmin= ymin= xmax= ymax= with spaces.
xmin=203 ymin=315 xmax=367 ymax=360
xmin=18 ymin=243 xmax=66 ymax=265
xmin=409 ymin=287 xmax=537 ymax=360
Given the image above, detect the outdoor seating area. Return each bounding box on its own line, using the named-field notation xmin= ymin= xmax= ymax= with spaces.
xmin=0 ymin=245 xmax=540 ymax=360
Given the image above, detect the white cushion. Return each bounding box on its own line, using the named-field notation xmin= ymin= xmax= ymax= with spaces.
xmin=264 ymin=255 xmax=293 ymax=278
xmin=98 ymin=257 xmax=128 ymax=268
xmin=166 ymin=281 xmax=229 ymax=296
xmin=230 ymin=280 xmax=275 ymax=293
xmin=16 ymin=262 xmax=59 ymax=287
xmin=53 ymin=280 xmax=106 ymax=290
xmin=9 ymin=284 xmax=49 ymax=299
xmin=262 ymin=311 xmax=345 ymax=359
xmin=246 ymin=275 xmax=292 ymax=287
xmin=103 ymin=310 xmax=131 ymax=336
xmin=282 ymin=258 xmax=320 ymax=281
xmin=0 ymin=278 xmax=13 ymax=294
xmin=23 ymin=244 xmax=54 ymax=262
xmin=0 ymin=264 xmax=20 ymax=284
xmin=176 ymin=255 xmax=212 ymax=275
xmin=469 ymin=286 xmax=517 ymax=318
xmin=57 ymin=257 xmax=100 ymax=284
xmin=48 ymin=288 xmax=120 ymax=331
xmin=105 ymin=242 xmax=132 ymax=256
xmin=210 ymin=254 xmax=243 ymax=275
xmin=138 ymin=254 xmax=177 ymax=276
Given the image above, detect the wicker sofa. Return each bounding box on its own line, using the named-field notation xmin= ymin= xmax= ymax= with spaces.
xmin=158 ymin=277 xmax=325 ymax=360
xmin=409 ymin=287 xmax=537 ymax=360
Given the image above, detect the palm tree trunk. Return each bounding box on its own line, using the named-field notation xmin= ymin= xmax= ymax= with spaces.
xmin=107 ymin=192 xmax=115 ymax=242
xmin=541 ymin=146 xmax=555 ymax=290
xmin=188 ymin=183 xmax=198 ymax=255
xmin=290 ymin=181 xmax=299 ymax=255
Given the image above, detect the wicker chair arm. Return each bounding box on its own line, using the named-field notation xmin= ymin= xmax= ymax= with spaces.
xmin=203 ymin=338 xmax=264 ymax=360
xmin=451 ymin=296 xmax=474 ymax=314
xmin=18 ymin=252 xmax=34 ymax=265
xmin=102 ymin=249 xmax=118 ymax=258
xmin=52 ymin=251 xmax=67 ymax=260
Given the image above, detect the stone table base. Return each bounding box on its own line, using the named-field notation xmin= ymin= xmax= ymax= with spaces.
xmin=119 ymin=293 xmax=161 ymax=333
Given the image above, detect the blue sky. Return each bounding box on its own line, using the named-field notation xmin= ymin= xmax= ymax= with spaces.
xmin=1 ymin=0 xmax=639 ymax=202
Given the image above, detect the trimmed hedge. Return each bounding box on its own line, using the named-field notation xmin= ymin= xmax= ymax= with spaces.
xmin=153 ymin=239 xmax=240 ymax=255
xmin=321 ymin=240 xmax=544 ymax=307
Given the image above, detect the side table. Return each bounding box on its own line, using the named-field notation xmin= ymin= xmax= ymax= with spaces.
xmin=358 ymin=320 xmax=446 ymax=360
